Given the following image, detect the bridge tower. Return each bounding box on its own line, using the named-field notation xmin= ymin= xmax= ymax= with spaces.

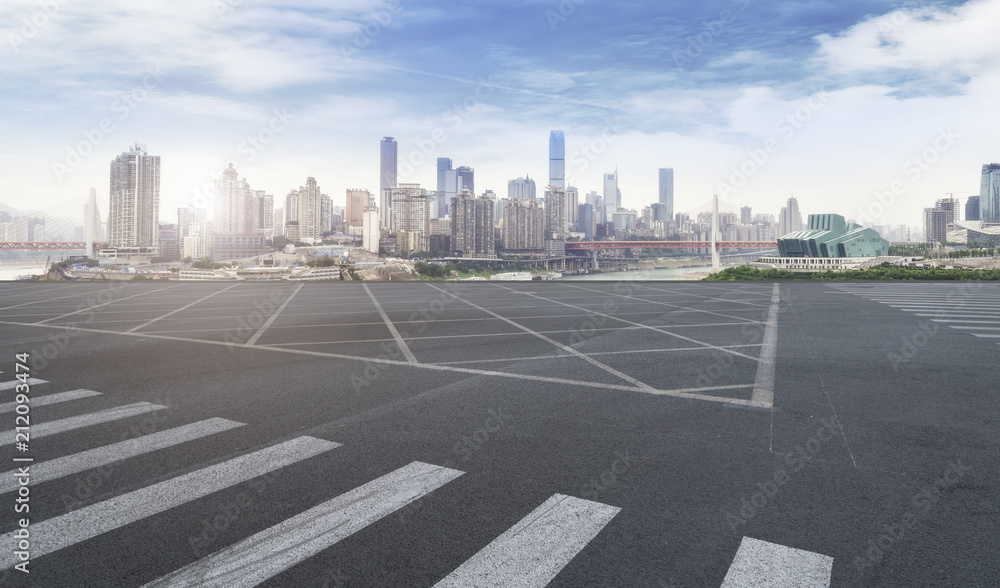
xmin=711 ymin=193 xmax=720 ymax=273
xmin=84 ymin=188 xmax=99 ymax=259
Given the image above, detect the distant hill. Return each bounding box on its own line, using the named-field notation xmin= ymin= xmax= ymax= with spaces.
xmin=0 ymin=203 xmax=42 ymax=216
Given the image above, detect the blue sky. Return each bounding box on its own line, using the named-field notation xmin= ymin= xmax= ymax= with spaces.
xmin=2 ymin=0 xmax=998 ymax=231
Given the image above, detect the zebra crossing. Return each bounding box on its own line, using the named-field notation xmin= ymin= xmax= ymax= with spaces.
xmin=828 ymin=283 xmax=1000 ymax=344
xmin=2 ymin=379 xmax=835 ymax=586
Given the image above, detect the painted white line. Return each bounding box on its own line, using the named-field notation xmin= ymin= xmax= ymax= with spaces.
xmin=3 ymin=402 xmax=166 ymax=442
xmin=720 ymin=537 xmax=833 ymax=588
xmin=0 ymin=388 xmax=100 ymax=413
xmin=0 ymin=418 xmax=245 ymax=493
xmin=245 ymin=284 xmax=303 ymax=346
xmin=634 ymin=283 xmax=771 ymax=307
xmin=929 ymin=319 xmax=1000 ymax=324
xmin=495 ymin=286 xmax=761 ymax=363
xmin=364 ymin=283 xmax=418 ymax=364
xmin=435 ymin=344 xmax=765 ymax=365
xmin=126 ymin=284 xmax=241 ymax=333
xmin=950 ymin=325 xmax=1000 ymax=330
xmin=0 ymin=377 xmax=46 ymax=391
xmin=141 ymin=461 xmax=462 ymax=587
xmin=972 ymin=333 xmax=1000 ymax=338
xmin=0 ymin=285 xmax=93 ymax=311
xmin=434 ymin=494 xmax=620 ymax=588
xmin=429 ymin=284 xmax=655 ymax=391
xmin=750 ymin=284 xmax=780 ymax=407
xmin=914 ymin=313 xmax=1000 ymax=319
xmin=0 ymin=436 xmax=341 ymax=570
xmin=35 ymin=285 xmax=182 ymax=324
xmin=562 ymin=283 xmax=761 ymax=323
xmin=0 ymin=319 xmax=766 ymax=407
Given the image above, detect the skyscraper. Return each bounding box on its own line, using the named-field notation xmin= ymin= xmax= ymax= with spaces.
xmin=544 ymin=189 xmax=567 ymax=256
xmin=502 ymin=199 xmax=544 ymax=251
xmin=451 ymin=192 xmax=496 ymax=257
xmin=658 ymin=168 xmax=674 ymax=220
xmin=578 ymin=203 xmax=595 ymax=240
xmin=508 ymin=176 xmax=537 ymax=200
xmin=295 ymin=177 xmax=323 ymax=242
xmin=549 ymin=131 xmax=565 ymax=189
xmin=980 ymin=164 xmax=1000 ymax=223
xmin=109 ymin=144 xmax=160 ymax=248
xmin=437 ymin=158 xmax=453 ymax=218
xmin=214 ymin=164 xmax=251 ymax=234
xmin=741 ymin=206 xmax=752 ymax=225
xmin=346 ymin=189 xmax=371 ymax=234
xmin=565 ymin=186 xmax=579 ymax=231
xmin=380 ymin=137 xmax=398 ymax=229
xmin=603 ymin=170 xmax=620 ymax=215
xmin=456 ymin=166 xmax=475 ymax=196
xmin=966 ymin=196 xmax=981 ymax=221
xmin=390 ymin=184 xmax=431 ymax=250
xmin=778 ymin=197 xmax=803 ymax=236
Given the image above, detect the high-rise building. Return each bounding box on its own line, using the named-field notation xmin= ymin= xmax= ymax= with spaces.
xmin=390 ymin=183 xmax=430 ymax=250
xmin=380 ymin=137 xmax=398 ymax=229
xmin=549 ymin=131 xmax=565 ymax=189
xmin=741 ymin=206 xmax=753 ymax=225
xmin=451 ymin=192 xmax=496 ymax=257
xmin=936 ymin=196 xmax=960 ymax=226
xmin=109 ymin=144 xmax=160 ymax=248
xmin=251 ymin=190 xmax=274 ymax=240
xmin=658 ymin=168 xmax=674 ymax=219
xmin=362 ymin=209 xmax=380 ymax=254
xmin=966 ymin=196 xmax=981 ymax=221
xmin=296 ymin=177 xmax=324 ymax=242
xmin=544 ymin=189 xmax=567 ymax=257
xmin=603 ymin=170 xmax=620 ymax=215
xmin=980 ymin=164 xmax=1000 ymax=224
xmin=273 ymin=207 xmax=284 ymax=238
xmin=437 ymin=158 xmax=453 ymax=218
xmin=508 ymin=176 xmax=537 ymax=200
xmin=578 ymin=203 xmax=595 ymax=240
xmin=346 ymin=189 xmax=371 ymax=235
xmin=214 ymin=164 xmax=254 ymax=234
xmin=321 ymin=194 xmax=332 ymax=235
xmin=502 ymin=199 xmax=544 ymax=251
xmin=923 ymin=207 xmax=950 ymax=243
xmin=456 ymin=166 xmax=474 ymax=196
xmin=778 ymin=197 xmax=803 ymax=236
xmin=177 ymin=206 xmax=206 ymax=240
xmin=565 ymin=186 xmax=579 ymax=231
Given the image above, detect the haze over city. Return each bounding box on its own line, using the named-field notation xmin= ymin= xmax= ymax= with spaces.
xmin=3 ymin=0 xmax=999 ymax=227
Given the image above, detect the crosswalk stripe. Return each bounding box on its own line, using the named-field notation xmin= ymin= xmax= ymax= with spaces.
xmin=433 ymin=493 xmax=620 ymax=588
xmin=0 ymin=388 xmax=101 ymax=413
xmin=720 ymin=537 xmax=833 ymax=588
xmin=0 ymin=436 xmax=340 ymax=569
xmin=0 ymin=377 xmax=46 ymax=391
xmin=0 ymin=418 xmax=245 ymax=494
xmin=3 ymin=402 xmax=166 ymax=442
xmin=141 ymin=461 xmax=462 ymax=587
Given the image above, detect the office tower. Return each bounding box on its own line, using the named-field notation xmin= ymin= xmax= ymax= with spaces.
xmin=579 ymin=203 xmax=595 ymax=240
xmin=109 ymin=144 xmax=160 ymax=248
xmin=508 ymin=176 xmax=537 ymax=200
xmin=346 ymin=189 xmax=371 ymax=235
xmin=980 ymin=164 xmax=1000 ymax=223
xmin=451 ymin=192 xmax=496 ymax=257
xmin=603 ymin=170 xmax=620 ymax=214
xmin=390 ymin=184 xmax=430 ymax=250
xmin=923 ymin=207 xmax=950 ymax=242
xmin=565 ymin=186 xmax=579 ymax=231
xmin=741 ymin=206 xmax=753 ymax=225
xmin=779 ymin=197 xmax=803 ymax=236
xmin=251 ymin=190 xmax=274 ymax=240
xmin=658 ymin=168 xmax=674 ymax=219
xmin=456 ymin=166 xmax=475 ymax=196
xmin=966 ymin=196 xmax=980 ymax=221
xmin=380 ymin=137 xmax=398 ymax=229
xmin=363 ymin=209 xmax=380 ymax=254
xmin=549 ymin=131 xmax=565 ymax=189
xmin=502 ymin=199 xmax=544 ymax=251
xmin=437 ymin=158 xmax=453 ymax=217
xmin=321 ymin=194 xmax=332 ymax=234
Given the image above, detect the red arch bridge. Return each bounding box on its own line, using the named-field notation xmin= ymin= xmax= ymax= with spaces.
xmin=564 ymin=241 xmax=777 ymax=251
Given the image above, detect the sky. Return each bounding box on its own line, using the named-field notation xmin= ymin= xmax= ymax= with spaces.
xmin=2 ymin=0 xmax=999 ymax=232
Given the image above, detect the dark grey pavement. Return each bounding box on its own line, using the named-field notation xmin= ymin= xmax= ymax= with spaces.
xmin=0 ymin=280 xmax=997 ymax=587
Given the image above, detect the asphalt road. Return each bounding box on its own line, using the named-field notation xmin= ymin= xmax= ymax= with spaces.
xmin=0 ymin=279 xmax=997 ymax=587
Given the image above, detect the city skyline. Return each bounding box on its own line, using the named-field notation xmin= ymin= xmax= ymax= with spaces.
xmin=3 ymin=1 xmax=998 ymax=228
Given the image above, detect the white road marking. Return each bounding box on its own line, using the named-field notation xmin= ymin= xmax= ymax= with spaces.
xmin=562 ymin=283 xmax=762 ymax=323
xmin=0 ymin=388 xmax=100 ymax=413
xmin=3 ymin=402 xmax=166 ymax=442
xmin=0 ymin=377 xmax=46 ymax=391
xmin=428 ymin=284 xmax=655 ymax=391
xmin=127 ymin=284 xmax=241 ymax=333
xmin=750 ymin=284 xmax=780 ymax=407
xmin=35 ymin=285 xmax=182 ymax=324
xmin=142 ymin=461 xmax=462 ymax=588
xmin=0 ymin=418 xmax=244 ymax=493
xmin=720 ymin=537 xmax=833 ymax=588
xmin=436 ymin=344 xmax=764 ymax=365
xmin=364 ymin=283 xmax=418 ymax=363
xmin=244 ymin=284 xmax=303 ymax=346
xmin=0 ymin=436 xmax=341 ymax=570
xmin=433 ymin=494 xmax=620 ymax=588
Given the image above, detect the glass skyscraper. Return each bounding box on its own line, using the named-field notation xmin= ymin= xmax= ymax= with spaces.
xmin=980 ymin=164 xmax=1000 ymax=224
xmin=379 ymin=137 xmax=397 ymax=229
xmin=549 ymin=131 xmax=565 ymax=189
xmin=658 ymin=168 xmax=674 ymax=220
